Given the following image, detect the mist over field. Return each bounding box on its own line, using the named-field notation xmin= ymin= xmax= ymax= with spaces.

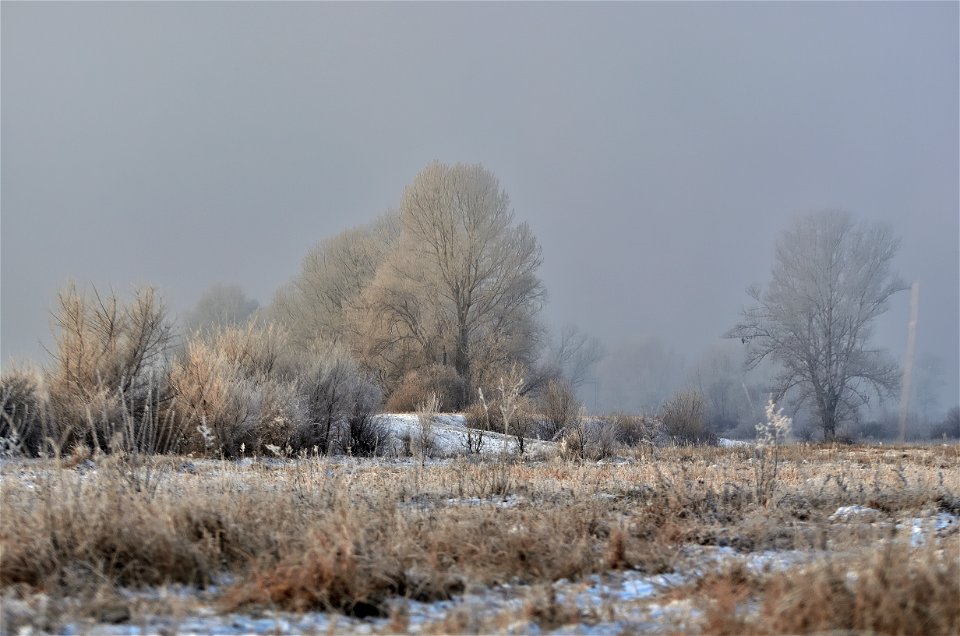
xmin=3 ymin=6 xmax=960 ymax=632
xmin=2 ymin=2 xmax=958 ymax=426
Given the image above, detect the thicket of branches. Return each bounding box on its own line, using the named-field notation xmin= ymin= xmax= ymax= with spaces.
xmin=6 ymin=177 xmax=940 ymax=457
xmin=269 ymin=162 xmax=566 ymax=407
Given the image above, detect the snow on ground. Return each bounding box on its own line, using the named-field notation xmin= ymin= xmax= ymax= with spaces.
xmin=717 ymin=438 xmax=749 ymax=447
xmin=372 ymin=413 xmax=558 ymax=458
xmin=827 ymin=505 xmax=960 ymax=546
xmin=37 ymin=505 xmax=960 ymax=635
xmin=828 ymin=504 xmax=883 ymax=521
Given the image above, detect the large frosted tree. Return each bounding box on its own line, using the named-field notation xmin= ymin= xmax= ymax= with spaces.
xmin=364 ymin=162 xmax=545 ymax=392
xmin=729 ymin=210 xmax=906 ymax=440
xmin=270 ymin=213 xmax=400 ymax=350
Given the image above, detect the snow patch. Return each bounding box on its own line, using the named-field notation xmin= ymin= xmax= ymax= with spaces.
xmin=828 ymin=505 xmax=881 ymax=521
xmin=372 ymin=413 xmax=557 ymax=458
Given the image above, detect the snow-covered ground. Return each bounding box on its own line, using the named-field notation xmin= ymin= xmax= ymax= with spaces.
xmin=48 ymin=527 xmax=959 ymax=636
xmin=372 ymin=413 xmax=558 ymax=458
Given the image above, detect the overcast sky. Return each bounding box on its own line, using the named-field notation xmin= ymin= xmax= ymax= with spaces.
xmin=3 ymin=2 xmax=958 ymax=409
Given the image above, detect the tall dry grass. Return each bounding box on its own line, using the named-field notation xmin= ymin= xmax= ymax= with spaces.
xmin=1 ymin=443 xmax=957 ymax=630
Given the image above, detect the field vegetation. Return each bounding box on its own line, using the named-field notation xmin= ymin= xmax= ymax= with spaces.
xmin=2 ymin=164 xmax=957 ymax=633
xmin=1 ymin=441 xmax=957 ymax=634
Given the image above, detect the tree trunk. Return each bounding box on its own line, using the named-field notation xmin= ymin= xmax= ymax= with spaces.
xmin=820 ymin=403 xmax=837 ymax=442
xmin=455 ymin=316 xmax=470 ymax=388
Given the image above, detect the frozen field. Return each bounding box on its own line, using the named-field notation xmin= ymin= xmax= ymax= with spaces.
xmin=1 ymin=430 xmax=958 ymax=634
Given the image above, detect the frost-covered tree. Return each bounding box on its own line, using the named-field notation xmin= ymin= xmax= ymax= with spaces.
xmin=183 ymin=283 xmax=259 ymax=335
xmin=729 ymin=210 xmax=906 ymax=440
xmin=363 ymin=162 xmax=545 ymax=392
xmin=270 ymin=213 xmax=400 ymax=350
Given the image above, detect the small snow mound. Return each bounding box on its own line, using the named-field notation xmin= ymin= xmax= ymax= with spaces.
xmin=901 ymin=512 xmax=960 ymax=546
xmin=829 ymin=505 xmax=881 ymax=521
xmin=717 ymin=438 xmax=749 ymax=447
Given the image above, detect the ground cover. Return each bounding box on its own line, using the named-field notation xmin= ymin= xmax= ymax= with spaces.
xmin=1 ymin=434 xmax=957 ymax=634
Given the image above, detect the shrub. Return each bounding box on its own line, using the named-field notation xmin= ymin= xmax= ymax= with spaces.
xmin=212 ymin=321 xmax=297 ymax=381
xmin=538 ymin=379 xmax=578 ymax=441
xmin=604 ymin=412 xmax=665 ymax=447
xmin=168 ymin=339 xmax=262 ymax=456
xmin=465 ymin=399 xmax=502 ymax=433
xmin=340 ymin=411 xmax=390 ymax=457
xmin=385 ymin=364 xmax=467 ymax=413
xmin=414 ymin=393 xmax=440 ymax=463
xmin=45 ymin=284 xmax=175 ymax=452
xmin=0 ymin=366 xmax=48 ymax=456
xmin=558 ymin=410 xmax=592 ymax=461
xmin=559 ymin=409 xmax=619 ymax=461
xmin=169 ymin=324 xmax=306 ymax=457
xmin=661 ymin=390 xmax=715 ymax=445
xmin=930 ymin=407 xmax=960 ymax=440
xmin=296 ymin=345 xmax=382 ymax=455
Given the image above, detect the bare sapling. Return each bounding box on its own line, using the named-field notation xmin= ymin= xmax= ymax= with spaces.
xmin=464 ymin=389 xmax=487 ymax=455
xmin=497 ymin=366 xmax=525 ymax=458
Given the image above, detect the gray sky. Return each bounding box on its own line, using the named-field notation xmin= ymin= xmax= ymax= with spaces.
xmin=3 ymin=2 xmax=958 ymax=409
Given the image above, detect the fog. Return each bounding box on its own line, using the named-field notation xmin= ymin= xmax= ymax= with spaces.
xmin=3 ymin=2 xmax=958 ymax=415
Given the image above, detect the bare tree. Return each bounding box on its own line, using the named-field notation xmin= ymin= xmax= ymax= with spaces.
xmin=550 ymin=324 xmax=604 ymax=389
xmin=46 ymin=283 xmax=176 ymax=450
xmin=364 ymin=162 xmax=545 ymax=393
xmin=728 ymin=210 xmax=907 ymax=440
xmin=183 ymin=283 xmax=259 ymax=335
xmin=690 ymin=343 xmax=756 ymax=436
xmin=525 ymin=324 xmax=605 ymax=396
xmin=270 ymin=213 xmax=400 ymax=351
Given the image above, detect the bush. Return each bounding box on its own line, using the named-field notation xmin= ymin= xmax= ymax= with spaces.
xmin=168 ymin=339 xmax=265 ymax=456
xmin=604 ymin=412 xmax=666 ymax=447
xmin=169 ymin=327 xmax=382 ymax=458
xmin=465 ymin=399 xmax=502 ymax=433
xmin=661 ymin=390 xmax=716 ymax=445
xmin=558 ymin=411 xmax=624 ymax=461
xmin=45 ymin=284 xmax=175 ymax=452
xmin=930 ymin=407 xmax=960 ymax=440
xmin=0 ymin=366 xmax=48 ymax=456
xmin=538 ymin=380 xmax=578 ymax=441
xmin=385 ymin=364 xmax=467 ymax=413
xmin=169 ymin=325 xmax=306 ymax=457
xmin=212 ymin=321 xmax=297 ymax=381
xmin=296 ymin=345 xmax=382 ymax=455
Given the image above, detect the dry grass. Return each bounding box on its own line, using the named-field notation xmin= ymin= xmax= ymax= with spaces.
xmin=1 ymin=443 xmax=958 ymax=632
xmin=693 ymin=537 xmax=960 ymax=635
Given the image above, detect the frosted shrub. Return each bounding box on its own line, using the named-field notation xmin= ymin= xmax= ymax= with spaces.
xmin=0 ymin=367 xmax=49 ymax=457
xmin=497 ymin=366 xmax=527 ymax=456
xmin=169 ymin=341 xmax=259 ymax=456
xmin=46 ymin=284 xmax=175 ymax=452
xmin=296 ymin=345 xmax=381 ymax=455
xmin=661 ymin=390 xmax=715 ymax=445
xmin=754 ymin=398 xmax=791 ymax=505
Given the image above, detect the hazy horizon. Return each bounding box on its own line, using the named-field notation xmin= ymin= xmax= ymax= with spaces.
xmin=3 ymin=2 xmax=958 ymax=413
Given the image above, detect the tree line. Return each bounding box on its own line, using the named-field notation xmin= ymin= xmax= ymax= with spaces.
xmin=2 ymin=162 xmax=957 ymax=454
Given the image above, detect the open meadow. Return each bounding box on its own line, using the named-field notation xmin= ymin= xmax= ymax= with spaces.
xmin=2 ymin=434 xmax=958 ymax=635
